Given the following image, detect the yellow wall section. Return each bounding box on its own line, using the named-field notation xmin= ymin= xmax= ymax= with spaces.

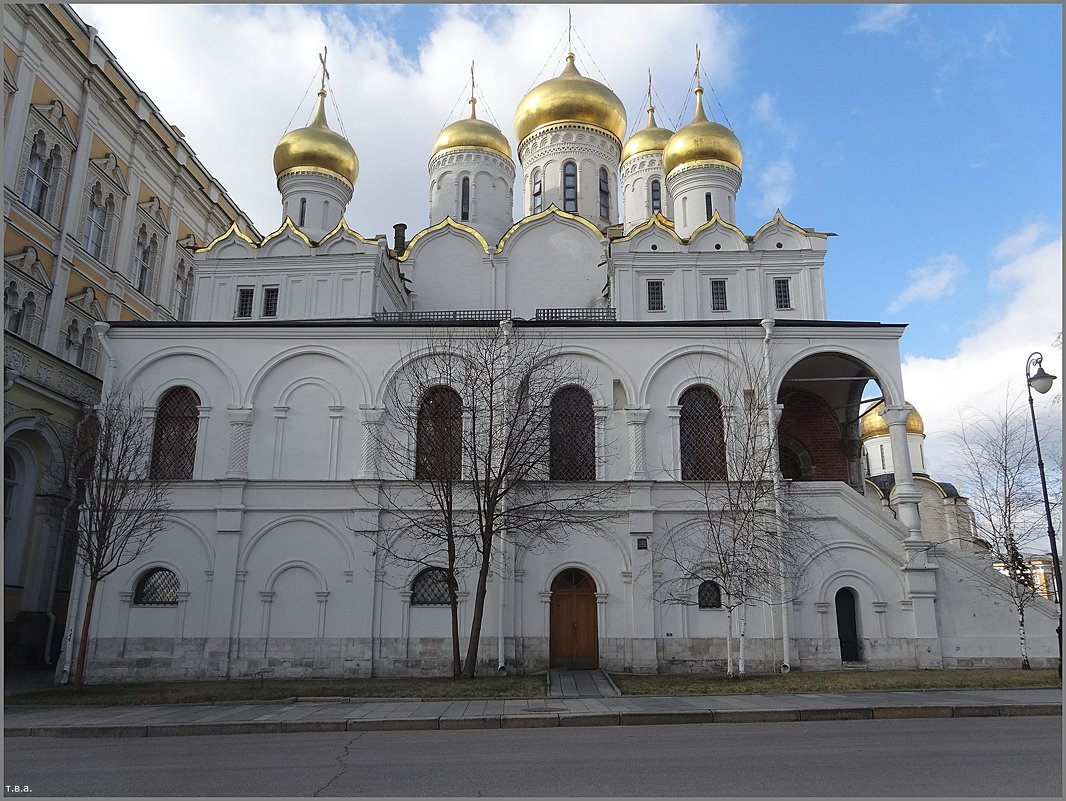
xmin=3 ymin=227 xmax=55 ymax=279
xmin=29 ymin=77 xmax=80 ymax=135
xmin=4 ymin=43 xmax=17 ymax=76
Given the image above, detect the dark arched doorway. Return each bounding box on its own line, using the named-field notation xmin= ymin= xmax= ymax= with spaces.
xmin=835 ymin=587 xmax=861 ymax=662
xmin=550 ymin=569 xmax=598 ymax=668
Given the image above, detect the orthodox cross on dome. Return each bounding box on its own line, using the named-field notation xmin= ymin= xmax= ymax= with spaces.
xmin=694 ymin=44 xmax=703 ymax=91
xmin=646 ymin=69 xmax=655 ymax=113
xmin=469 ymin=60 xmax=477 ymax=118
xmin=567 ymin=9 xmax=572 ymax=52
xmin=319 ymin=46 xmax=330 ymax=93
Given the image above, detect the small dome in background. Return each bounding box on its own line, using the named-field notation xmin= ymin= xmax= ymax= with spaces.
xmin=431 ymin=98 xmax=512 ymax=161
xmin=662 ymin=86 xmax=742 ymax=176
xmin=860 ymin=400 xmax=925 ymax=439
xmin=621 ymin=106 xmax=673 ymax=162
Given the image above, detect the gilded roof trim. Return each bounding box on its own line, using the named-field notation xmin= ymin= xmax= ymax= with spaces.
xmin=687 ymin=210 xmax=746 ymax=242
xmin=752 ymin=209 xmax=809 ymax=241
xmin=495 ymin=205 xmax=604 ymax=253
xmin=317 ymin=218 xmax=376 ymax=247
xmin=665 ymin=158 xmax=742 ymax=181
xmin=398 ymin=217 xmax=491 ymax=262
xmin=613 ymin=213 xmax=683 ymax=244
xmin=197 ymin=222 xmax=258 ymax=253
xmin=260 ymin=217 xmax=314 ymax=248
xmin=276 ymin=165 xmax=354 ymax=191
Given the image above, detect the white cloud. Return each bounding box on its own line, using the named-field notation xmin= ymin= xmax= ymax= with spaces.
xmin=754 ymin=159 xmax=795 ymax=218
xmin=899 ymin=226 xmax=1062 ymax=480
xmin=887 ymin=254 xmax=965 ymax=313
xmin=71 ymin=3 xmax=741 ymax=238
xmin=851 ymin=5 xmax=912 ymax=35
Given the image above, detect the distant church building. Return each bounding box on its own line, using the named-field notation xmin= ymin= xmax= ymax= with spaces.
xmin=26 ymin=13 xmax=1055 ymax=681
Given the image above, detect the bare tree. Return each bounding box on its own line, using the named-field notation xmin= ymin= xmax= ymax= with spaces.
xmin=53 ymin=384 xmax=173 ymax=687
xmin=651 ymin=344 xmax=820 ymax=677
xmin=949 ymin=394 xmax=1061 ymax=668
xmin=359 ymin=322 xmax=622 ymax=677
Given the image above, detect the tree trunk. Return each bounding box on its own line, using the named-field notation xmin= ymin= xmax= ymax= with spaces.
xmin=1018 ymin=607 xmax=1031 ymax=670
xmin=461 ymin=537 xmax=493 ymax=678
xmin=449 ymin=587 xmax=462 ymax=677
xmin=725 ymin=607 xmax=734 ymax=678
xmin=738 ymin=602 xmax=747 ymax=677
xmin=73 ymin=578 xmax=98 ymax=689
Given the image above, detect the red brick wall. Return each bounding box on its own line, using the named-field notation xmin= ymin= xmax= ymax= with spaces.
xmin=777 ymin=390 xmax=848 ymax=482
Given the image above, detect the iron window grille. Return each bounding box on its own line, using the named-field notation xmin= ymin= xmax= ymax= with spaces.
xmin=710 ymin=279 xmax=728 ymax=312
xmin=411 ymin=567 xmax=452 ymax=605
xmin=774 ymin=278 xmax=791 ymax=310
xmin=415 ymin=386 xmax=462 ymax=481
xmin=647 ymin=280 xmax=665 ymax=312
xmin=134 ymin=567 xmax=181 ymax=605
xmin=679 ymin=385 xmax=728 ymax=480
xmin=549 ymin=385 xmax=595 ymax=481
xmin=698 ymin=580 xmax=722 ymax=609
xmin=651 ymin=180 xmax=662 ymax=214
xmin=235 ymin=287 xmax=255 ymax=318
xmin=150 ymin=387 xmax=201 ymax=480
xmin=262 ymin=286 xmax=279 ymax=318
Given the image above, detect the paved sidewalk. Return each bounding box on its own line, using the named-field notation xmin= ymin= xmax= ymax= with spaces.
xmin=4 ymin=687 xmax=1059 ymax=739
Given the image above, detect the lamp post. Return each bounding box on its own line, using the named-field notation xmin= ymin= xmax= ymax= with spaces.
xmin=1025 ymin=351 xmax=1061 ymax=677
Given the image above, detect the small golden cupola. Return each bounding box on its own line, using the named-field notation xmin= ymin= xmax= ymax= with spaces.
xmin=514 ymin=52 xmax=627 ymax=147
xmin=428 ymin=68 xmax=517 ymax=247
xmin=662 ymin=86 xmax=742 ymax=176
xmin=859 ymin=401 xmax=925 ymax=439
xmin=622 ymin=106 xmax=674 ymax=163
xmin=271 ymin=52 xmax=358 ymax=242
xmin=273 ymin=89 xmax=359 ymax=187
xmin=431 ymin=96 xmax=512 ymax=162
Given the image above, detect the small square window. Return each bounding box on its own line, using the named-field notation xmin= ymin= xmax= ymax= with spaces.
xmin=710 ymin=279 xmax=728 ymax=312
xmin=647 ymin=280 xmax=664 ymax=312
xmin=262 ymin=286 xmax=279 ymax=318
xmin=774 ymin=278 xmax=791 ymax=310
xmin=235 ymin=287 xmax=254 ymax=318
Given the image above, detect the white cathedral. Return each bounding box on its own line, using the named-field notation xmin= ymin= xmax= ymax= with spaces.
xmin=68 ymin=50 xmax=1057 ymax=681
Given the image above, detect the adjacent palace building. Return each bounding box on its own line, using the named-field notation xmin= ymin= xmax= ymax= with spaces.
xmin=5 ymin=5 xmax=1056 ymax=681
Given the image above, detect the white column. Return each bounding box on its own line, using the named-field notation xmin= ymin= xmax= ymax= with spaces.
xmin=360 ymin=405 xmax=385 ymax=480
xmin=880 ymin=405 xmax=922 ymax=541
xmin=225 ymin=407 xmax=254 ymax=479
xmin=624 ymin=407 xmax=649 ymax=479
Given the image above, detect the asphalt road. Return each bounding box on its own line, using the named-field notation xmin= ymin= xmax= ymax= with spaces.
xmin=4 ymin=716 xmax=1062 ymax=797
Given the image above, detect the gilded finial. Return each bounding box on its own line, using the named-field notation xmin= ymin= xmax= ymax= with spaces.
xmin=469 ymin=61 xmax=477 ymax=119
xmin=319 ymin=46 xmax=329 ymax=94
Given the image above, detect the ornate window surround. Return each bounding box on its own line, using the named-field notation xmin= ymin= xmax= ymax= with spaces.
xmin=78 ymin=153 xmax=129 ymax=267
xmin=2 ymin=247 xmax=52 ymax=345
xmin=15 ymin=101 xmax=76 ymax=226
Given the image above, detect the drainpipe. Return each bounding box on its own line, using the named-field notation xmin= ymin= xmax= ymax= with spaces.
xmin=761 ymin=319 xmax=791 ymax=672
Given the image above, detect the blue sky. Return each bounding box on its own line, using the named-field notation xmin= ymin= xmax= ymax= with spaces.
xmin=73 ymin=3 xmax=1062 ymax=472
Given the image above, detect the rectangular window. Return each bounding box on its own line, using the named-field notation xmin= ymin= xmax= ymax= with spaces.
xmin=710 ymin=279 xmax=728 ymax=311
xmin=647 ymin=279 xmax=664 ymax=312
xmin=774 ymin=278 xmax=791 ymax=310
xmin=705 ymin=193 xmax=714 ymax=221
xmin=262 ymin=286 xmax=279 ymax=318
xmin=235 ymin=287 xmax=254 ymax=318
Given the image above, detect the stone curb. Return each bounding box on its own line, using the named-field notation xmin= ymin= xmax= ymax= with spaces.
xmin=5 ymin=703 xmax=1059 ymax=738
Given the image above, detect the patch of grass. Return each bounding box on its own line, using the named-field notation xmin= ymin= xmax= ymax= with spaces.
xmin=5 ymin=674 xmax=546 ymax=706
xmin=609 ymin=667 xmax=1061 ymax=696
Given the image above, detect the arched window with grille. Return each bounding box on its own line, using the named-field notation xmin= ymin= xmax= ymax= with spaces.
xmin=4 ymin=283 xmax=20 ymax=333
xmin=133 ymin=226 xmax=152 ymax=293
xmin=133 ymin=567 xmax=180 ymax=605
xmin=698 ymin=580 xmax=722 ymax=609
xmin=531 ymin=169 xmax=543 ymax=214
xmin=150 ymin=387 xmax=201 ymax=480
xmin=82 ymin=183 xmax=108 ymax=259
xmin=650 ymin=179 xmax=662 ymax=215
xmin=562 ymin=161 xmax=578 ymax=213
xmin=64 ymin=319 xmax=80 ymax=362
xmin=460 ymin=176 xmax=471 ymax=221
xmin=415 ymin=385 xmax=462 ymax=481
xmin=550 ymin=385 xmax=595 ymax=481
xmin=410 ymin=567 xmax=452 ymax=605
xmin=679 ymin=385 xmax=727 ymax=480
xmin=76 ymin=328 xmax=94 ymax=369
xmin=173 ymin=260 xmax=191 ymax=321
xmin=598 ymin=167 xmax=610 ymax=218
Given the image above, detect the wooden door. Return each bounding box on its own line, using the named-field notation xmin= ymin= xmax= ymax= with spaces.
xmin=550 ymin=569 xmax=598 ymax=668
xmin=835 ymin=587 xmax=861 ymax=662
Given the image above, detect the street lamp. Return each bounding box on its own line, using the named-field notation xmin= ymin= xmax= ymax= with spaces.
xmin=1025 ymin=351 xmax=1062 ymax=677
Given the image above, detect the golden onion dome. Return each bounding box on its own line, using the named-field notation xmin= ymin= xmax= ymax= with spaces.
xmin=621 ymin=106 xmax=674 ymax=162
xmin=273 ymin=90 xmax=359 ymax=186
xmin=860 ymin=401 xmax=925 ymax=439
xmin=662 ymin=87 xmax=743 ymax=176
xmin=514 ymin=52 xmax=627 ymax=147
xmin=431 ymin=98 xmax=512 ymax=161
